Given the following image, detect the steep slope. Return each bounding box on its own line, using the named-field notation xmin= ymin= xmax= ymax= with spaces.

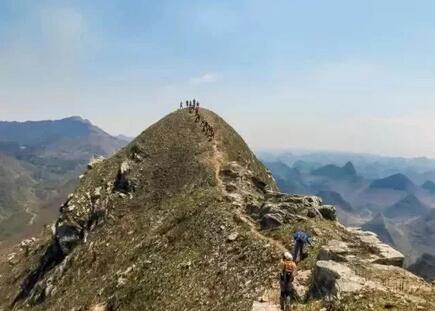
xmin=1 ymin=109 xmax=434 ymax=311
xmin=402 ymin=209 xmax=435 ymax=263
xmin=369 ymin=173 xmax=415 ymax=192
xmin=408 ymin=253 xmax=435 ymax=281
xmin=0 ymin=154 xmax=37 ymax=236
xmin=0 ymin=117 xmax=127 ymax=241
xmin=383 ymin=194 xmax=430 ymax=219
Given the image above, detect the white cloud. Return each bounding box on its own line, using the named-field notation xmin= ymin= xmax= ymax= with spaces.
xmin=189 ymin=73 xmax=220 ymax=85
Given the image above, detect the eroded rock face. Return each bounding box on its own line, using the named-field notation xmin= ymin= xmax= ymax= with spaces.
xmin=114 ymin=160 xmax=133 ymax=193
xmin=15 ymin=158 xmax=113 ymax=304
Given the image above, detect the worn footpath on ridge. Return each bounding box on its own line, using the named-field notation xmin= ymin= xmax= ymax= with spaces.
xmin=0 ymin=109 xmax=434 ymax=311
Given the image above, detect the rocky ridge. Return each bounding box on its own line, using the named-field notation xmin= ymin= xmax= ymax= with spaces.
xmin=0 ymin=109 xmax=434 ymax=311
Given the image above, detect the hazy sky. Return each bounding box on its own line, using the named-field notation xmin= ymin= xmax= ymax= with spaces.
xmin=1 ymin=1 xmax=435 ymax=157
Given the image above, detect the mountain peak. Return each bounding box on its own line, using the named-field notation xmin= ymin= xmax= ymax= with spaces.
xmin=369 ymin=173 xmax=415 ymax=191
xmin=311 ymin=161 xmax=358 ymax=180
xmin=384 ymin=194 xmax=429 ymax=219
xmin=422 ymin=180 xmax=435 ymax=193
xmin=343 ymin=161 xmax=356 ymax=174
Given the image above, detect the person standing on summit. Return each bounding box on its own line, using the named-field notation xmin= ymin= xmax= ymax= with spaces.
xmin=292 ymin=229 xmax=312 ymax=262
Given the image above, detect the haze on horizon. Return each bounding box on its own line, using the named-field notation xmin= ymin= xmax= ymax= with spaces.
xmin=1 ymin=1 xmax=435 ymax=158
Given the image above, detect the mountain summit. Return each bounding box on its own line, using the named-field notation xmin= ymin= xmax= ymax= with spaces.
xmin=311 ymin=161 xmax=358 ymax=180
xmin=1 ymin=109 xmax=434 ymax=310
xmin=369 ymin=173 xmax=415 ymax=192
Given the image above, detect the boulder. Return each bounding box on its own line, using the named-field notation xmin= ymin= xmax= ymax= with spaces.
xmin=293 ymin=270 xmax=312 ymax=301
xmin=7 ymin=253 xmax=18 ymax=266
xmin=220 ymin=162 xmax=245 ymax=179
xmin=312 ymin=260 xmax=367 ymax=297
xmin=303 ymin=196 xmax=322 ymax=207
xmin=251 ymin=302 xmax=280 ymax=311
xmin=347 ymin=228 xmax=404 ymax=267
xmin=56 ymin=224 xmax=82 ymax=255
xmin=260 ymin=213 xmax=284 ymax=229
xmin=87 ymin=156 xmax=105 ymax=169
xmin=227 ymin=232 xmax=239 ymax=242
xmin=89 ymin=303 xmax=109 ymax=311
xmin=318 ymin=205 xmax=337 ymax=221
xmin=318 ymin=240 xmax=351 ymax=262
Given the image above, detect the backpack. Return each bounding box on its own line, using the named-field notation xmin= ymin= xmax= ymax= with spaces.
xmin=294 ymin=231 xmax=306 ymax=242
xmin=281 ymin=260 xmax=295 ymax=283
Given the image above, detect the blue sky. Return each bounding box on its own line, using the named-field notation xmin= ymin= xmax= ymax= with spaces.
xmin=1 ymin=1 xmax=435 ymax=157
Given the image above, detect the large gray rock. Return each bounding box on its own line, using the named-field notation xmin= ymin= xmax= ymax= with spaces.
xmin=251 ymin=302 xmax=280 ymax=311
xmin=293 ymin=270 xmax=312 ymax=301
xmin=347 ymin=228 xmax=405 ymax=267
xmin=312 ymin=260 xmax=368 ymax=297
xmin=318 ymin=205 xmax=337 ymax=221
xmin=318 ymin=240 xmax=351 ymax=262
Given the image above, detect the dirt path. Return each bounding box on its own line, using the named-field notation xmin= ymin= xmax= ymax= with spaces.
xmin=201 ymin=116 xmax=286 ymax=310
xmin=25 ymin=204 xmax=38 ymax=225
xmin=211 ymin=142 xmax=225 ymax=192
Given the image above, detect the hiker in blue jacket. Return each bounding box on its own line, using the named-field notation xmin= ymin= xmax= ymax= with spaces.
xmin=292 ymin=229 xmax=312 ymax=262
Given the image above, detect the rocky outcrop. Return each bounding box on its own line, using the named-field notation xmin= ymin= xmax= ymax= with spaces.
xmin=310 ymin=227 xmax=411 ymax=300
xmin=312 ymin=260 xmax=378 ymax=298
xmin=317 ymin=205 xmax=337 ymax=221
xmin=346 ymin=227 xmax=405 ymax=267
xmin=318 ymin=240 xmax=351 ymax=262
xmin=114 ymin=160 xmax=134 ymax=193
xmin=251 ymin=302 xmax=280 ymax=311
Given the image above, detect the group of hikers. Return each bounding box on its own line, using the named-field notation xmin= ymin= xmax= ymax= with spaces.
xmin=179 ymin=99 xmax=215 ymax=141
xmin=279 ymin=229 xmax=312 ymax=310
xmin=180 ymin=99 xmax=200 ymax=112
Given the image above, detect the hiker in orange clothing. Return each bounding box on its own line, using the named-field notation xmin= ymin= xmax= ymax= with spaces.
xmin=279 ymin=252 xmax=297 ymax=310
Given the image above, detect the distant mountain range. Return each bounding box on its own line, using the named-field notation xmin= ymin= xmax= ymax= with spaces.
xmin=261 ymin=150 xmax=435 ymax=279
xmin=0 ymin=117 xmax=128 ymax=241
